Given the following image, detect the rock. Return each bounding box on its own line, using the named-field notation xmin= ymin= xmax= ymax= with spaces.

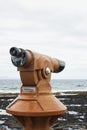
xmin=0 ymin=92 xmax=87 ymax=129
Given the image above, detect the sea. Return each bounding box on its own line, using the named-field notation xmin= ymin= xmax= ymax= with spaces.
xmin=0 ymin=79 xmax=87 ymax=93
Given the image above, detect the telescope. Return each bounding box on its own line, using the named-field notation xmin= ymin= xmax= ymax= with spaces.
xmin=6 ymin=47 xmax=67 ymax=130
xmin=10 ymin=47 xmax=65 ymax=72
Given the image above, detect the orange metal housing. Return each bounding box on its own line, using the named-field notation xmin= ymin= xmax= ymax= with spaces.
xmin=6 ymin=48 xmax=67 ymax=130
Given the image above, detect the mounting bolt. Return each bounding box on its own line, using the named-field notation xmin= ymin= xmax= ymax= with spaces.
xmin=45 ymin=67 xmax=51 ymax=75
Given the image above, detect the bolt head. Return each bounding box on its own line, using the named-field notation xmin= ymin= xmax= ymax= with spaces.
xmin=45 ymin=67 xmax=51 ymax=75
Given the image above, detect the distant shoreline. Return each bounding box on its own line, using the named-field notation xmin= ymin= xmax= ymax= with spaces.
xmin=0 ymin=91 xmax=87 ymax=97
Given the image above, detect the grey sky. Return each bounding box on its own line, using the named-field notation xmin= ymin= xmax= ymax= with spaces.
xmin=0 ymin=0 xmax=87 ymax=79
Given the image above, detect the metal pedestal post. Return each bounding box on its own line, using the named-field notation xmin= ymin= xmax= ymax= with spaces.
xmin=16 ymin=116 xmax=57 ymax=130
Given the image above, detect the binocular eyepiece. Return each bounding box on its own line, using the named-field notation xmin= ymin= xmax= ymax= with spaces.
xmin=10 ymin=47 xmax=25 ymax=57
xmin=10 ymin=47 xmax=28 ymax=67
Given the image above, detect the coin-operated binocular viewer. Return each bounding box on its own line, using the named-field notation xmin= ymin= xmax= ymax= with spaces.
xmin=6 ymin=47 xmax=67 ymax=130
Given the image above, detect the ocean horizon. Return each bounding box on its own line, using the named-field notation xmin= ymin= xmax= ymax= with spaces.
xmin=0 ymin=79 xmax=87 ymax=93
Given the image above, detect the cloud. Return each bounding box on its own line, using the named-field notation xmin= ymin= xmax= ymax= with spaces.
xmin=0 ymin=0 xmax=87 ymax=79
